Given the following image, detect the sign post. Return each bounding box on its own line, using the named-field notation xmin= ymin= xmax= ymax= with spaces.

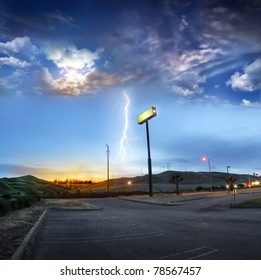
xmin=138 ymin=107 xmax=157 ymax=197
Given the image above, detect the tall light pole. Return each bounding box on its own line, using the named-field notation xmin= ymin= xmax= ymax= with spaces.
xmin=227 ymin=165 xmax=231 ymax=177
xmin=105 ymin=144 xmax=110 ymax=197
xmin=202 ymin=156 xmax=212 ymax=192
xmin=138 ymin=107 xmax=157 ymax=197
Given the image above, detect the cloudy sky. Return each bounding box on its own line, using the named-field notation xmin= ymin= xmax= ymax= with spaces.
xmin=0 ymin=0 xmax=260 ymax=181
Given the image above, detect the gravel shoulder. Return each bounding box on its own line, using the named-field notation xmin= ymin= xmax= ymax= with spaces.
xmin=120 ymin=191 xmax=227 ymax=205
xmin=121 ymin=189 xmax=261 ymax=205
xmin=0 ymin=199 xmax=96 ymax=260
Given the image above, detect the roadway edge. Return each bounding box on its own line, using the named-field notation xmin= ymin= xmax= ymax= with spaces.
xmin=118 ymin=197 xmax=183 ymax=206
xmin=11 ymin=209 xmax=48 ymax=260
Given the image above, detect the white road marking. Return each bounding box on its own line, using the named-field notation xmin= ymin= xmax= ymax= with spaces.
xmin=189 ymin=248 xmax=218 ymax=260
xmin=159 ymin=246 xmax=218 ymax=259
xmin=41 ymin=232 xmax=164 ymax=244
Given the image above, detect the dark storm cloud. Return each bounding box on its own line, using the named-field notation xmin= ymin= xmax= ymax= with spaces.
xmin=0 ymin=0 xmax=76 ymax=40
xmin=102 ymin=0 xmax=261 ymax=96
xmin=198 ymin=0 xmax=261 ymax=50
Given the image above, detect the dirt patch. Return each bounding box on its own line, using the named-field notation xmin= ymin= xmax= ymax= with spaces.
xmin=122 ymin=192 xmax=204 ymax=204
xmin=0 ymin=199 xmax=96 ymax=260
xmin=121 ymin=191 xmax=228 ymax=204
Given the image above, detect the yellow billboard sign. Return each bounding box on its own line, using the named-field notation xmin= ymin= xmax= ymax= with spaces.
xmin=137 ymin=106 xmax=157 ymax=125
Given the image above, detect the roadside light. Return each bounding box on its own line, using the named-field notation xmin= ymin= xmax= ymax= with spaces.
xmin=226 ymin=185 xmax=229 ymax=189
xmin=233 ymin=184 xmax=237 ymax=206
xmin=127 ymin=181 xmax=132 ymax=185
xmin=202 ymin=156 xmax=212 ymax=192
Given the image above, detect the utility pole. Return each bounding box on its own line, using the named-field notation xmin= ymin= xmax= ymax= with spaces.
xmin=105 ymin=144 xmax=110 ymax=197
xmin=227 ymin=166 xmax=231 ymax=177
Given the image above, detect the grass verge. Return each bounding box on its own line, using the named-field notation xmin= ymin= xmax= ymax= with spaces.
xmin=235 ymin=198 xmax=261 ymax=208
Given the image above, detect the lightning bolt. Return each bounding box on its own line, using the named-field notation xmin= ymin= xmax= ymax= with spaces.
xmin=118 ymin=90 xmax=130 ymax=161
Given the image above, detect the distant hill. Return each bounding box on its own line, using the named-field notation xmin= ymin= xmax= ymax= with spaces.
xmin=77 ymin=171 xmax=256 ymax=194
xmin=0 ymin=175 xmax=68 ymax=197
xmin=0 ymin=171 xmax=258 ymax=198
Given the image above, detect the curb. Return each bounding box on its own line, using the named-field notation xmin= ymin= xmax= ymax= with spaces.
xmin=118 ymin=197 xmax=183 ymax=206
xmin=11 ymin=205 xmax=101 ymax=259
xmin=11 ymin=209 xmax=48 ymax=260
xmin=50 ymin=206 xmax=101 ymax=211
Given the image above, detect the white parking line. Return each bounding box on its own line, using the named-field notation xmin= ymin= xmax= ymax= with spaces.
xmin=41 ymin=232 xmax=164 ymax=244
xmin=159 ymin=246 xmax=218 ymax=260
xmin=45 ymin=225 xmax=103 ymax=229
xmin=189 ymin=248 xmax=218 ymax=260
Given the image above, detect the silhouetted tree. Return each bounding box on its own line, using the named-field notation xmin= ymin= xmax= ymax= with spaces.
xmin=170 ymin=174 xmax=184 ymax=195
xmin=225 ymin=175 xmax=237 ymax=191
xmin=3 ymin=193 xmax=11 ymax=200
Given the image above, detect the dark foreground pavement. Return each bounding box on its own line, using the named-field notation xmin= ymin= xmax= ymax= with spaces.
xmin=25 ymin=194 xmax=261 ymax=260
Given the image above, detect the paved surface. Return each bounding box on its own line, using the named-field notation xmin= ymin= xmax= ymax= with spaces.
xmin=25 ymin=192 xmax=261 ymax=260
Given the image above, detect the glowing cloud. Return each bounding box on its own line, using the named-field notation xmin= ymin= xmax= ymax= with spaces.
xmin=42 ymin=43 xmax=136 ymax=95
xmin=45 ymin=45 xmax=103 ymax=71
xmin=42 ymin=44 xmax=105 ymax=94
xmin=42 ymin=67 xmax=132 ymax=95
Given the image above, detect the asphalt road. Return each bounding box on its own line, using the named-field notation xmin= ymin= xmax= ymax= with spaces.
xmin=25 ymin=192 xmax=261 ymax=260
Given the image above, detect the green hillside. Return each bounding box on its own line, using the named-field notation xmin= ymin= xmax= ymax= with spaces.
xmin=0 ymin=175 xmax=68 ymax=197
xmin=0 ymin=180 xmax=18 ymax=195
